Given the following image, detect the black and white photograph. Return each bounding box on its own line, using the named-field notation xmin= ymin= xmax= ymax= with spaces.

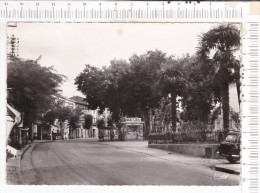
xmin=6 ymin=22 xmax=241 ymax=186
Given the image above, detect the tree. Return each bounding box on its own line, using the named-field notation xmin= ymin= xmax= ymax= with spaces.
xmin=106 ymin=116 xmax=113 ymax=128
xmin=181 ymin=80 xmax=214 ymax=122
xmin=42 ymin=98 xmax=71 ymax=125
xmin=197 ymin=24 xmax=241 ymax=132
xmin=102 ymin=59 xmax=130 ymax=121
xmin=128 ymin=50 xmax=166 ymax=112
xmin=97 ymin=118 xmax=105 ymax=140
xmin=126 ymin=50 xmax=166 ymax=137
xmin=84 ymin=114 xmax=93 ymax=130
xmin=41 ymin=97 xmax=84 ymax=139
xmin=156 ymin=61 xmax=187 ymax=132
xmin=74 ymin=64 xmax=105 ymax=112
xmin=7 ymin=57 xmax=65 ymax=139
xmin=75 ymin=50 xmax=166 ymax=136
xmin=180 ymin=56 xmax=215 ymax=123
xmin=69 ymin=107 xmax=83 ymax=130
xmin=97 ymin=118 xmax=105 ymax=130
xmin=153 ymin=97 xmax=172 ymax=132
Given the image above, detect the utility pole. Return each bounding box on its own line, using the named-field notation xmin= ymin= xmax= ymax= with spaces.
xmin=7 ymin=34 xmax=19 ymax=58
xmin=7 ymin=22 xmax=19 ymax=59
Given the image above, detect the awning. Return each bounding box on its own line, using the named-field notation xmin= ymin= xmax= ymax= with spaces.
xmin=7 ymin=103 xmax=21 ymax=118
xmin=6 ymin=104 xmax=22 ymax=145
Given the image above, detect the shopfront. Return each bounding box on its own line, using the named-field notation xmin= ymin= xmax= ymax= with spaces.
xmin=121 ymin=117 xmax=144 ymax=140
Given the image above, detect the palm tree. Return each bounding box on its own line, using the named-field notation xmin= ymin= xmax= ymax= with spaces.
xmin=157 ymin=68 xmax=187 ymax=132
xmin=197 ymin=24 xmax=240 ymax=133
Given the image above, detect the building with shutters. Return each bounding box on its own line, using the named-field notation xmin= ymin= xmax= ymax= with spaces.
xmin=53 ymin=95 xmax=111 ymax=139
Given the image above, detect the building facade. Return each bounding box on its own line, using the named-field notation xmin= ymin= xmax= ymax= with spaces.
xmin=53 ymin=95 xmax=111 ymax=140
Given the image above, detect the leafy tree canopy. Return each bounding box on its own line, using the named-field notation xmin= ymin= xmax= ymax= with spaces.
xmin=7 ymin=57 xmax=66 ymax=127
xmin=197 ymin=24 xmax=241 ymax=131
xmin=75 ymin=50 xmax=167 ymax=121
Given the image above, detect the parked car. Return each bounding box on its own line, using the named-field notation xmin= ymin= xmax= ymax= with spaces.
xmin=217 ymin=131 xmax=241 ymax=163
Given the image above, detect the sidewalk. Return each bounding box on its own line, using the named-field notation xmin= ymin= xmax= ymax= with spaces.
xmin=6 ymin=140 xmax=49 ymax=184
xmin=6 ymin=157 xmax=20 ymax=184
xmin=98 ymin=140 xmax=241 ymax=175
xmin=6 ymin=143 xmax=31 ymax=184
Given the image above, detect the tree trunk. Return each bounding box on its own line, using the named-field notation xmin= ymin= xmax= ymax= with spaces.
xmin=18 ymin=127 xmax=22 ymax=148
xmin=171 ymin=91 xmax=177 ymax=132
xmin=141 ymin=112 xmax=146 ymax=137
xmin=148 ymin=108 xmax=153 ymax=133
xmin=143 ymin=110 xmax=150 ymax=139
xmin=31 ymin=123 xmax=34 ymax=142
xmin=40 ymin=126 xmax=42 ymax=140
xmin=222 ymin=82 xmax=230 ymax=133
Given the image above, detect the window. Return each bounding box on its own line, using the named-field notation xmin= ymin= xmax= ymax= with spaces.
xmin=224 ymin=134 xmax=237 ymax=143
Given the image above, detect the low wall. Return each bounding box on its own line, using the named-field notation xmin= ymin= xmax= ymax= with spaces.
xmin=148 ymin=144 xmax=220 ymax=158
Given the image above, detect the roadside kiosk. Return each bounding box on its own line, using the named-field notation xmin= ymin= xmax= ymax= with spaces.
xmin=121 ymin=117 xmax=144 ymax=140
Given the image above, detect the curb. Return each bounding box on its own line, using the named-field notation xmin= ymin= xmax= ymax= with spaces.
xmin=16 ymin=144 xmax=35 ymax=184
xmin=20 ymin=144 xmax=31 ymax=159
xmin=211 ymin=165 xmax=240 ymax=175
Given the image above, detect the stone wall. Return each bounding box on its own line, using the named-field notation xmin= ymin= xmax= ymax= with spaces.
xmin=149 ymin=144 xmax=220 ymax=158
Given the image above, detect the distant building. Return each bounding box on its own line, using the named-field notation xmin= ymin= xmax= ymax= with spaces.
xmin=53 ymin=95 xmax=111 ymax=139
xmin=82 ymin=109 xmax=99 ymax=138
xmin=55 ymin=96 xmax=88 ymax=139
xmin=55 ymin=95 xmax=88 ymax=109
xmin=69 ymin=96 xmax=88 ymax=108
xmin=82 ymin=107 xmax=111 ymax=138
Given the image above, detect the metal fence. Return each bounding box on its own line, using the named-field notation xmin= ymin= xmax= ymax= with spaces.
xmin=148 ymin=131 xmax=226 ymax=144
xmin=99 ymin=133 xmax=145 ymax=141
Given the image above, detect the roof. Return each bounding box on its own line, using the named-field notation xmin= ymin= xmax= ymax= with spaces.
xmin=53 ymin=95 xmax=88 ymax=107
xmin=7 ymin=103 xmax=21 ymax=117
xmin=69 ymin=96 xmax=88 ymax=106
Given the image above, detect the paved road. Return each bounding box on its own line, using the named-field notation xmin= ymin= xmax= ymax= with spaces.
xmin=20 ymin=140 xmax=240 ymax=185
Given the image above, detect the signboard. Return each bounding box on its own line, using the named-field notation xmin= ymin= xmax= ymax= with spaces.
xmin=125 ymin=117 xmax=142 ymax=122
xmin=122 ymin=117 xmax=144 ymax=126
xmin=126 ymin=123 xmax=143 ymax=126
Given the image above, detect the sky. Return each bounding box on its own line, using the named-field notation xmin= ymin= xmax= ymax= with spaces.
xmin=8 ymin=22 xmax=223 ymax=98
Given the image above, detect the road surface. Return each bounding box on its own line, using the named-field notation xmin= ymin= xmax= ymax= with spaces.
xmin=20 ymin=140 xmax=240 ymax=185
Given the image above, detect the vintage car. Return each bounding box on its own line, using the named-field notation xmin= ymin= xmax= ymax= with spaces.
xmin=218 ymin=131 xmax=241 ymax=163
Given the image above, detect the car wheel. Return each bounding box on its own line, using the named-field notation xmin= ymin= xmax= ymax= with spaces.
xmin=227 ymin=156 xmax=239 ymax=164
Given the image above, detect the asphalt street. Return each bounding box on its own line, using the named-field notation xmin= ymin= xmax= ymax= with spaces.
xmin=20 ymin=140 xmax=240 ymax=185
